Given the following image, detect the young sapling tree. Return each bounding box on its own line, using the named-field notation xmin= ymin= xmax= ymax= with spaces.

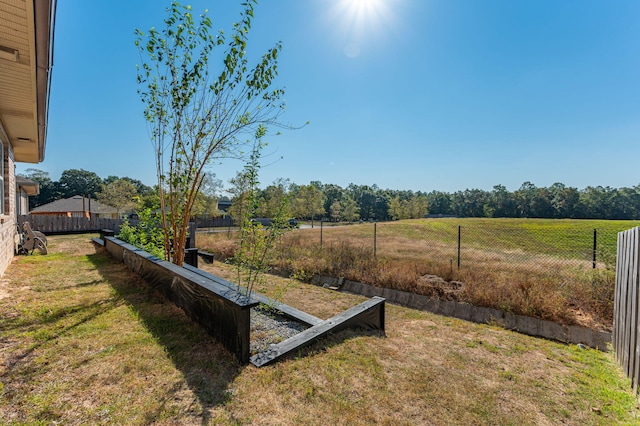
xmin=233 ymin=132 xmax=291 ymax=297
xmin=136 ymin=0 xmax=287 ymax=265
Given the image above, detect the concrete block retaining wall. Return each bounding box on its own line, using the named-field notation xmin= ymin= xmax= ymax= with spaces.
xmin=312 ymin=275 xmax=611 ymax=351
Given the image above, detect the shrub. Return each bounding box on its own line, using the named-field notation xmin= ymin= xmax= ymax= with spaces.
xmin=117 ymin=208 xmax=165 ymax=259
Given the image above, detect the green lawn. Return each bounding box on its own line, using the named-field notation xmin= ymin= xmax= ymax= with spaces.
xmin=379 ymin=217 xmax=638 ymax=264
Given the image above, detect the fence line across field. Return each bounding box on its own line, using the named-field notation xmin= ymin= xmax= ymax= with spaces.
xmin=358 ymin=221 xmax=618 ymax=272
xmin=20 ymin=213 xmax=621 ymax=283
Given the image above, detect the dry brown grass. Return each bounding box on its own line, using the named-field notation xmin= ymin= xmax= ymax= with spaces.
xmin=1 ymin=235 xmax=238 ymax=424
xmin=0 ymin=234 xmax=638 ymax=424
xmin=197 ymin=224 xmax=615 ymax=330
xmin=200 ymin=262 xmax=636 ymax=425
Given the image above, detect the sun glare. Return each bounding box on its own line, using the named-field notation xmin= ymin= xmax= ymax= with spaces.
xmin=340 ymin=0 xmax=387 ymax=32
xmin=329 ymin=0 xmax=396 ymax=58
xmin=350 ymin=0 xmax=381 ymax=14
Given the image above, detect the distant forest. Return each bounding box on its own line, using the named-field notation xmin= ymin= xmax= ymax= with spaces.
xmin=19 ymin=168 xmax=640 ymax=221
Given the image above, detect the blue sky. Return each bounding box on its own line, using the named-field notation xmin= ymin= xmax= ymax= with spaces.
xmin=17 ymin=0 xmax=640 ymax=194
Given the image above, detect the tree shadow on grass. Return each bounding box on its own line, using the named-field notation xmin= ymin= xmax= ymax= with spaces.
xmin=2 ymin=298 xmax=122 ymax=371
xmin=29 ymin=279 xmax=105 ymax=292
xmin=86 ymin=247 xmax=242 ymax=424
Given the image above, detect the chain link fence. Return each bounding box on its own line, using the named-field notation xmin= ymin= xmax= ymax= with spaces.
xmin=407 ymin=223 xmax=619 ymax=278
xmin=203 ymin=219 xmax=634 ymax=325
xmin=312 ymin=220 xmax=623 ymax=282
xmin=365 ymin=220 xmax=626 ymax=325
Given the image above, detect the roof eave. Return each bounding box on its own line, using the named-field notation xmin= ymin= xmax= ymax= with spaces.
xmin=33 ymin=0 xmax=56 ymax=163
xmin=11 ymin=0 xmax=56 ymax=163
xmin=16 ymin=176 xmax=39 ymax=195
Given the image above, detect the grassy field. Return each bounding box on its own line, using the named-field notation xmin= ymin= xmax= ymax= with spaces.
xmin=305 ymin=218 xmax=637 ymax=263
xmin=1 ymin=234 xmax=638 ymax=424
xmin=198 ymin=218 xmax=640 ymax=330
xmin=389 ymin=218 xmax=634 ymax=263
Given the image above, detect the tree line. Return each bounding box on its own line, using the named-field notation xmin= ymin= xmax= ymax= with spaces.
xmin=21 ymin=168 xmax=152 ymax=211
xmin=20 ymin=168 xmax=220 ymax=217
xmin=227 ymin=179 xmax=640 ymax=222
xmin=428 ymin=182 xmax=640 ymax=220
xmin=19 ymin=168 xmax=640 ymax=221
xmin=225 ymin=178 xmax=428 ymax=224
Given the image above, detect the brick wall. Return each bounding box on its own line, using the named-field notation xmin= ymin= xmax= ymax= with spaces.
xmin=0 ymin=143 xmax=16 ymax=276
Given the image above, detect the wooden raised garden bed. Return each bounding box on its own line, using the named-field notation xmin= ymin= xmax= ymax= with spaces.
xmin=95 ymin=235 xmax=385 ymax=365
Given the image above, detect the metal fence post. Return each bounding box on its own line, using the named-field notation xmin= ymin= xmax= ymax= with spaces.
xmin=457 ymin=225 xmax=461 ymax=270
xmin=593 ymin=228 xmax=597 ymax=269
xmin=320 ymin=220 xmax=323 ymax=248
xmin=374 ymin=222 xmax=377 ymax=259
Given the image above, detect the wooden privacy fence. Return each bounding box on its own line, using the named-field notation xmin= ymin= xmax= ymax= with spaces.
xmin=613 ymin=226 xmax=640 ymax=396
xmin=17 ymin=215 xmax=196 ymax=248
xmin=18 ymin=215 xmax=125 ymax=234
xmin=193 ymin=216 xmax=234 ymax=228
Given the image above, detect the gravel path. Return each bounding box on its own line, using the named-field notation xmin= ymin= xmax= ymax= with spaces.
xmin=250 ymin=307 xmax=309 ymax=355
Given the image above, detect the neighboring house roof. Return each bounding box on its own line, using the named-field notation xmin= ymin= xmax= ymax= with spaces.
xmin=217 ymin=199 xmax=232 ymax=211
xmin=16 ymin=176 xmax=40 ymax=196
xmin=0 ymin=0 xmax=56 ymax=163
xmin=31 ymin=195 xmax=118 ymax=214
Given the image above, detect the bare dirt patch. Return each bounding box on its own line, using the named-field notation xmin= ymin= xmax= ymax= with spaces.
xmin=0 ymin=278 xmax=11 ymax=300
xmin=47 ymin=233 xmax=100 ymax=256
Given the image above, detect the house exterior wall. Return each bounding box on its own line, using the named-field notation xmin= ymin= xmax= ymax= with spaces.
xmin=0 ymin=142 xmax=16 ymax=276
